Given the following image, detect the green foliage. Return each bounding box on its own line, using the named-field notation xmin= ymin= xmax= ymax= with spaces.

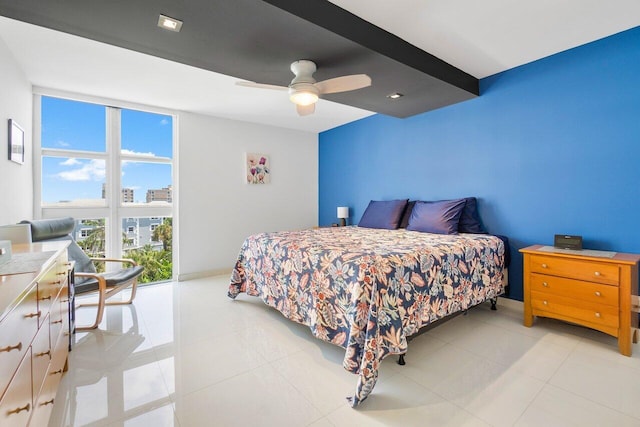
xmin=152 ymin=218 xmax=172 ymax=251
xmin=126 ymin=245 xmax=173 ymax=283
xmin=78 ymin=219 xmax=105 ymax=257
xmin=78 ymin=218 xmax=173 ymax=284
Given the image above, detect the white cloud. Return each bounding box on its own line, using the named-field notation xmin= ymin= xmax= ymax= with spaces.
xmin=56 ymin=140 xmax=70 ymax=147
xmin=57 ymin=159 xmax=105 ymax=181
xmin=121 ymin=148 xmax=156 ymax=157
xmin=160 ymin=118 xmax=169 ymax=126
xmin=60 ymin=158 xmax=81 ymax=166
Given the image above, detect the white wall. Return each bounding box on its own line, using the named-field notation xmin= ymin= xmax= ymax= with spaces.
xmin=177 ymin=112 xmax=318 ymax=279
xmin=0 ymin=37 xmax=33 ymax=225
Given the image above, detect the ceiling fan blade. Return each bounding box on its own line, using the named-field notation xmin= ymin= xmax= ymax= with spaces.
xmin=314 ymin=74 xmax=371 ymax=94
xmin=296 ymin=103 xmax=315 ymax=116
xmin=235 ymin=81 xmax=287 ymax=91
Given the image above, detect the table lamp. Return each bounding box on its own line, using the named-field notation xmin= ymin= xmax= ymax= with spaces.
xmin=337 ymin=206 xmax=349 ymax=227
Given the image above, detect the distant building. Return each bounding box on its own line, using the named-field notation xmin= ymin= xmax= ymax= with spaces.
xmin=122 ymin=188 xmax=134 ymax=203
xmin=146 ymin=185 xmax=172 ymax=203
xmin=122 ymin=217 xmax=165 ymax=250
xmin=75 ymin=217 xmax=167 ymax=251
xmin=102 ymin=183 xmax=134 ymax=203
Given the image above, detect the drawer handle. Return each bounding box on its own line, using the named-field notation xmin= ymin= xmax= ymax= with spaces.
xmin=0 ymin=342 xmax=22 ymax=353
xmin=542 ymin=282 xmax=549 ymax=287
xmin=595 ymin=291 xmax=601 ymax=297
xmin=541 ymin=263 xmax=548 ymax=268
xmin=24 ymin=311 xmax=41 ymax=319
xmin=543 ymin=300 xmax=548 ymax=305
xmin=595 ymin=312 xmax=601 ymax=318
xmin=51 ymin=369 xmax=63 ymax=376
xmin=57 ymin=272 xmax=67 ymax=276
xmin=52 ymin=319 xmax=63 ymax=324
xmin=40 ymin=398 xmax=55 ymax=407
xmin=40 ymin=295 xmax=52 ymax=301
xmin=35 ymin=350 xmax=51 ymax=358
xmin=594 ymin=271 xmax=601 ymax=277
xmin=53 ymin=280 xmax=62 ymax=285
xmin=7 ymin=403 xmax=30 ymax=415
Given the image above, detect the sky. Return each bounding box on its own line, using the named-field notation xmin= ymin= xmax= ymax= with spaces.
xmin=41 ymin=96 xmax=172 ymax=203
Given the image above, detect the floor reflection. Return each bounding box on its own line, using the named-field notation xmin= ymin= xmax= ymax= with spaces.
xmin=50 ymin=298 xmax=175 ymax=426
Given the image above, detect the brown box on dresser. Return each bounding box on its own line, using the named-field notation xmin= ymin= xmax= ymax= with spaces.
xmin=521 ymin=244 xmax=640 ymax=356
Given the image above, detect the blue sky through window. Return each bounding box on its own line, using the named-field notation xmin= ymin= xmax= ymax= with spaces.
xmin=41 ymin=96 xmax=172 ymax=204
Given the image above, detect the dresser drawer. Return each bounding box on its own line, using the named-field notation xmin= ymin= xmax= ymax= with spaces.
xmin=529 ymin=255 xmax=620 ymax=285
xmin=30 ymin=368 xmax=58 ymax=427
xmin=32 ymin=314 xmax=52 ymax=399
xmin=37 ymin=262 xmax=66 ymax=328
xmin=49 ymin=298 xmax=66 ymax=349
xmin=0 ymin=287 xmax=39 ymax=398
xmin=531 ymin=290 xmax=619 ymax=329
xmin=530 ymin=273 xmax=619 ymax=307
xmin=0 ymin=350 xmax=32 ymax=427
xmin=31 ymin=336 xmax=67 ymax=426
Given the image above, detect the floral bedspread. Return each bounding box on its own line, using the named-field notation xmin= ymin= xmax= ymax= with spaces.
xmin=228 ymin=226 xmax=505 ymax=407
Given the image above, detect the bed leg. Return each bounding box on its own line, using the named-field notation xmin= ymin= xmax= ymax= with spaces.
xmin=398 ymin=354 xmax=406 ymax=366
xmin=490 ymin=298 xmax=497 ymax=311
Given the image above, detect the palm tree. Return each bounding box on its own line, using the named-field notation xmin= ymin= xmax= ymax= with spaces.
xmin=152 ymin=217 xmax=172 ymax=251
xmin=78 ymin=219 xmax=105 ymax=257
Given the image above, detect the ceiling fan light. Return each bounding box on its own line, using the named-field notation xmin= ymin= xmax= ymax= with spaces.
xmin=290 ymin=90 xmax=319 ymax=106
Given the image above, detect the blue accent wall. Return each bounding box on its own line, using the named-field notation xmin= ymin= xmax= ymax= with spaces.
xmin=319 ymin=26 xmax=640 ymax=301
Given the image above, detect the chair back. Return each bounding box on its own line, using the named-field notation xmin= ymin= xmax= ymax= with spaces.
xmin=20 ymin=218 xmax=97 ymax=275
xmin=0 ymin=224 xmax=32 ymax=244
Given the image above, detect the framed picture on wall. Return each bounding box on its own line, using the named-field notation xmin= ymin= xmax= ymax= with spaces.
xmin=8 ymin=119 xmax=24 ymax=164
xmin=245 ymin=152 xmax=271 ymax=184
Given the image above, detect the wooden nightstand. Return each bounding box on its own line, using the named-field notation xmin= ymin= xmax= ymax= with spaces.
xmin=520 ymin=245 xmax=640 ymax=356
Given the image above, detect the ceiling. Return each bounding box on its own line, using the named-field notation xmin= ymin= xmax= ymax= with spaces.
xmin=0 ymin=1 xmax=639 ymax=133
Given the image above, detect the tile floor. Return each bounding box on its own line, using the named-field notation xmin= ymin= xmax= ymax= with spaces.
xmin=49 ymin=275 xmax=640 ymax=427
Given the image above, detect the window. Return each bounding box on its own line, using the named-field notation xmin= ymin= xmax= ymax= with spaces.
xmin=37 ymin=93 xmax=175 ymax=283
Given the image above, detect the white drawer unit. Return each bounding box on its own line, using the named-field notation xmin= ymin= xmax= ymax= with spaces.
xmin=0 ymin=241 xmax=71 ymax=426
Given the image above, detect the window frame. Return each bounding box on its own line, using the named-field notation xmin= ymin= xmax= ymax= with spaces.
xmin=33 ymin=88 xmax=178 ymax=276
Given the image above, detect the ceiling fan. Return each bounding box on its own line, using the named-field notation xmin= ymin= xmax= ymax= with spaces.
xmin=236 ymin=60 xmax=371 ymax=116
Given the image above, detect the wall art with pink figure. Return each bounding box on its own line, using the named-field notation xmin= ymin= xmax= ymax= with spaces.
xmin=246 ymin=153 xmax=270 ymax=184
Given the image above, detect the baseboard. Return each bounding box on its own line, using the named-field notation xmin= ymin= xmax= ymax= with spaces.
xmin=177 ymin=268 xmax=232 ymax=282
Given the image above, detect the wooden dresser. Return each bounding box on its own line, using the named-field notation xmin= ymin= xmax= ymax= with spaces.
xmin=521 ymin=245 xmax=640 ymax=356
xmin=0 ymin=241 xmax=71 ymax=426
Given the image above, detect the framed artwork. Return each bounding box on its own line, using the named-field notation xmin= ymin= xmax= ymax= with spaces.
xmin=246 ymin=153 xmax=270 ymax=184
xmin=8 ymin=119 xmax=25 ymax=164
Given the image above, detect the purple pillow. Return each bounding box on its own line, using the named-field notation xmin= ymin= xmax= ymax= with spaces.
xmin=358 ymin=199 xmax=408 ymax=230
xmin=458 ymin=197 xmax=486 ymax=233
xmin=406 ymin=199 xmax=466 ymax=234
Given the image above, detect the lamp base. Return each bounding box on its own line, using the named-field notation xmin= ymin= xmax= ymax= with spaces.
xmin=339 ymin=218 xmax=346 ymax=227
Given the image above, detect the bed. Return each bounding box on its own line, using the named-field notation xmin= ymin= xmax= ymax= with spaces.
xmin=228 ymin=223 xmax=506 ymax=407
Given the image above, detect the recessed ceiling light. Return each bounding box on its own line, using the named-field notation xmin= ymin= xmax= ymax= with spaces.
xmin=386 ymin=92 xmax=403 ymax=99
xmin=158 ymin=14 xmax=183 ymax=32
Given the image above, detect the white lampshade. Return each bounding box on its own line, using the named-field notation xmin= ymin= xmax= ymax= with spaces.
xmin=337 ymin=206 xmax=349 ymax=219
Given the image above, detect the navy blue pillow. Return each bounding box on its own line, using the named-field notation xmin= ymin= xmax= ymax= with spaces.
xmin=398 ymin=200 xmax=416 ymax=228
xmin=358 ymin=199 xmax=408 ymax=230
xmin=458 ymin=197 xmax=486 ymax=233
xmin=406 ymin=199 xmax=466 ymax=234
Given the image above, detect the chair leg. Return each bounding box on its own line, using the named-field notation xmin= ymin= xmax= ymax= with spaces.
xmin=105 ymin=281 xmax=138 ymax=305
xmin=75 ymin=285 xmax=107 ymax=331
xmin=74 ymin=281 xmax=139 ymax=330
